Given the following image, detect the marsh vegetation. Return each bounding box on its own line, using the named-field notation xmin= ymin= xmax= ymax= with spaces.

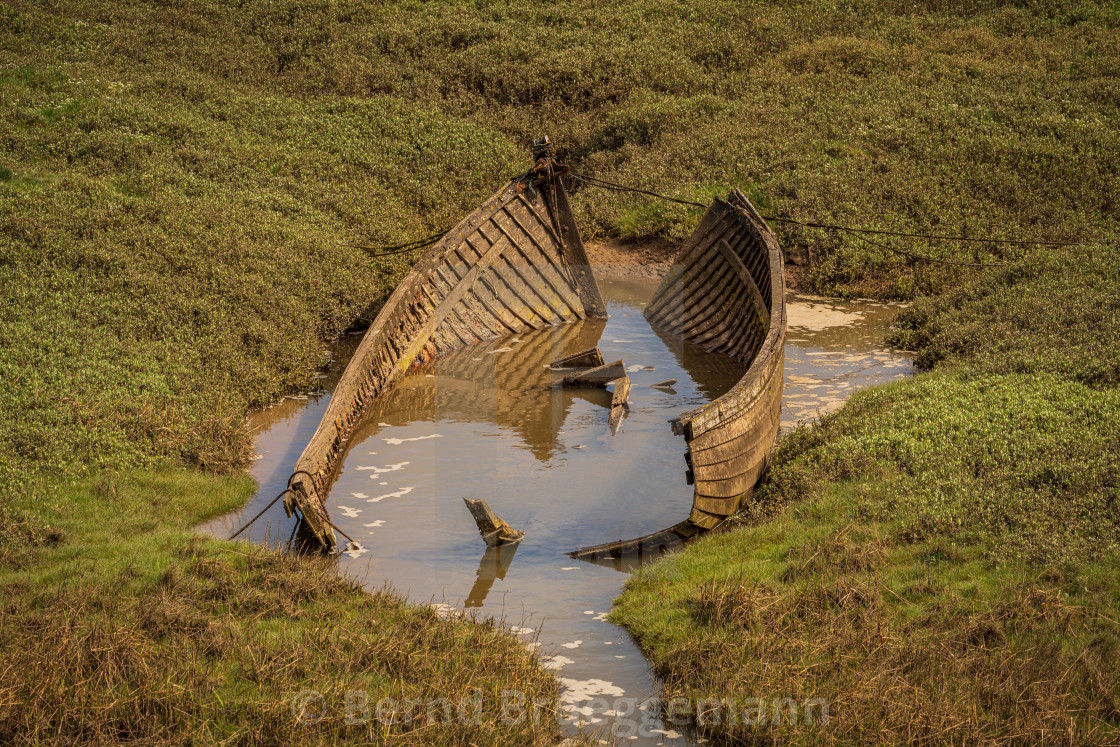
xmin=1 ymin=0 xmax=1117 ymax=743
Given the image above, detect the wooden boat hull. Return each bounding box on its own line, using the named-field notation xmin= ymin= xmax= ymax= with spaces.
xmin=571 ymin=189 xmax=786 ymax=560
xmin=284 ymin=173 xmax=606 ymax=548
xmin=282 ymin=160 xmax=783 ymax=557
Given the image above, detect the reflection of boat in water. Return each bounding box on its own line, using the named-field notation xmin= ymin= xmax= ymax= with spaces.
xmin=347 ymin=317 xmax=607 ymax=462
xmin=284 ymin=147 xmax=784 ymax=557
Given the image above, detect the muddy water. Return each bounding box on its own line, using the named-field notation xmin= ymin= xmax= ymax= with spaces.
xmin=203 ymin=280 xmax=912 ymax=745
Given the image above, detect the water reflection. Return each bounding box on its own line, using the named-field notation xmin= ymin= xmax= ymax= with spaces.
xmin=465 ymin=541 xmax=521 ymax=608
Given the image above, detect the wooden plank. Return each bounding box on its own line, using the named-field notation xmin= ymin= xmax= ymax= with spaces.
xmin=687 ymin=507 xmax=725 ymax=530
xmin=448 ymin=243 xmax=527 ymax=335
xmin=668 ymin=230 xmax=753 ymax=334
xmin=717 ymin=238 xmax=771 ymax=330
xmin=551 ymin=347 xmax=605 ymax=369
xmin=689 ymin=414 xmax=773 ymax=467
xmin=611 ymin=374 xmax=631 ymax=409
xmin=644 ymin=205 xmax=732 ymax=318
xmin=485 ymin=215 xmax=576 ymax=321
xmin=499 ymin=204 xmax=585 ymax=317
xmin=646 ymin=220 xmax=736 ymax=326
xmin=463 ymin=498 xmax=524 ymax=546
xmin=537 ymin=187 xmax=606 ymax=319
xmin=470 ymin=228 xmax=562 ymax=326
xmin=561 ymin=359 xmax=626 ymax=387
xmin=645 ymin=209 xmax=734 ymax=321
xmin=691 ymin=494 xmax=746 ymax=518
xmin=389 ymin=238 xmax=512 ymax=381
xmin=609 ymin=374 xmax=632 ymax=434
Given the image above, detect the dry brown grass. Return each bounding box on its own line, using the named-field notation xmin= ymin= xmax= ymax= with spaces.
xmin=647 ymin=566 xmax=1119 ymax=745
xmin=0 ymin=538 xmax=560 ymax=745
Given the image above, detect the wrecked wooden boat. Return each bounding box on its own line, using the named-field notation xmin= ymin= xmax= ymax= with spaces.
xmin=570 ymin=189 xmax=786 ymax=562
xmin=283 ymin=154 xmax=605 ymax=548
xmin=280 ymin=143 xmax=783 ymax=556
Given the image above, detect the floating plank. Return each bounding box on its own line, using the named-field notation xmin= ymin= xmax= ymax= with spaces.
xmin=560 ymin=359 xmax=626 ymax=387
xmin=610 ymin=374 xmax=631 ymax=410
xmin=608 ymin=374 xmax=631 ymax=435
xmin=550 ymin=347 xmax=605 ymax=369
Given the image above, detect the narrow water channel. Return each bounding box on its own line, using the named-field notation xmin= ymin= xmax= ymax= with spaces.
xmin=202 ymin=276 xmax=912 ymax=745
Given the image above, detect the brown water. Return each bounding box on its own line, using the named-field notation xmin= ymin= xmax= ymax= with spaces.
xmin=203 ymin=278 xmax=912 ymax=744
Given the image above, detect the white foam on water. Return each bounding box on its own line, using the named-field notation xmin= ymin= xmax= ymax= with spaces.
xmin=383 ymin=434 xmax=443 ymax=445
xmin=560 ymin=640 xmax=583 ymax=649
xmin=542 ymin=655 xmax=574 ymax=671
xmin=355 ymin=461 xmax=410 ymax=475
xmin=367 ymin=487 xmax=413 ymax=502
xmin=558 ymin=678 xmax=625 ymax=702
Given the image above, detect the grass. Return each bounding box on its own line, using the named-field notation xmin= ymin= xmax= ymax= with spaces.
xmin=0 ymin=469 xmax=561 ymax=744
xmin=613 ymin=245 xmax=1120 ymax=744
xmin=1 ymin=0 xmax=1118 ymax=742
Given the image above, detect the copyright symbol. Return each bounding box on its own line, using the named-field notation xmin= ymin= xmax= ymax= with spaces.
xmin=292 ymin=689 xmax=325 ymax=724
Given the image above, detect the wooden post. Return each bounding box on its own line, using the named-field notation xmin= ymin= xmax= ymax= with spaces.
xmin=463 ymin=499 xmax=525 ymax=546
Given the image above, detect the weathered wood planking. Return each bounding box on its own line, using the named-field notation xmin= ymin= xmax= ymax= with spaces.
xmin=571 ymin=190 xmax=785 ymax=560
xmin=286 ymin=174 xmax=606 ymax=548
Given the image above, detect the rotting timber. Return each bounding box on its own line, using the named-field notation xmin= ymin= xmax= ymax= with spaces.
xmin=283 ymin=150 xmax=606 ymax=548
xmin=571 ymin=189 xmax=787 ymax=563
xmin=282 ymin=148 xmax=784 ymax=555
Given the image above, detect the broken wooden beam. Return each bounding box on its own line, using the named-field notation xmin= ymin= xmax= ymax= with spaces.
xmin=608 ymin=373 xmax=630 ymax=435
xmin=463 ymin=498 xmax=525 ymax=546
xmin=610 ymin=373 xmax=631 ymax=410
xmin=560 ymin=359 xmax=626 ymax=387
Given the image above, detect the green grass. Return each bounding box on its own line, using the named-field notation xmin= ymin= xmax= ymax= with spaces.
xmin=1 ymin=0 xmax=1118 ymax=742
